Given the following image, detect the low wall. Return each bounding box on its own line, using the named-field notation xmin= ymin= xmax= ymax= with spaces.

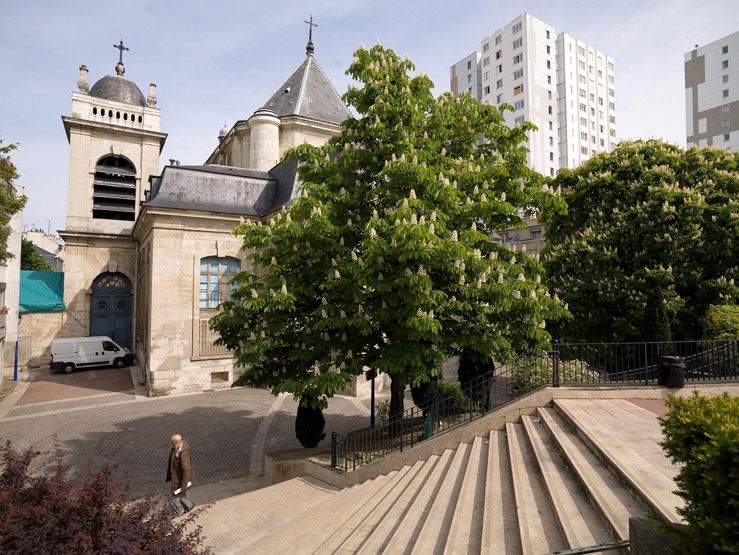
xmin=17 ymin=311 xmax=66 ymax=369
xmin=264 ymin=383 xmax=739 ymax=489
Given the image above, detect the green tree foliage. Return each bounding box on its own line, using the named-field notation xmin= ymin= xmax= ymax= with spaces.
xmin=211 ymin=45 xmax=567 ymax=424
xmin=702 ymin=304 xmax=739 ymax=339
xmin=659 ymin=392 xmax=739 ymax=553
xmin=20 ymin=238 xmax=52 ymax=271
xmin=542 ymin=141 xmax=739 ymax=342
xmin=0 ymin=140 xmax=27 ymax=262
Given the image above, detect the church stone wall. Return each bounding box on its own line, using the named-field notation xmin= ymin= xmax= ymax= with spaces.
xmin=143 ymin=214 xmax=247 ymax=396
xmin=62 ymin=236 xmax=136 ymax=338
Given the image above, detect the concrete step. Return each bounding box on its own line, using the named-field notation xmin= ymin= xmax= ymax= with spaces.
xmin=201 ymin=476 xmax=339 ymax=552
xmin=480 ymin=430 xmax=521 ymax=555
xmin=244 ymin=471 xmax=400 ymax=553
xmin=444 ymin=435 xmax=487 ymax=554
xmin=383 ymin=448 xmax=456 ymax=554
xmin=521 ymin=415 xmax=613 ymax=549
xmin=325 ymin=460 xmax=426 ymax=553
xmin=409 ymin=443 xmax=472 ymax=555
xmin=356 ymin=454 xmax=442 ymax=554
xmin=506 ymin=422 xmax=566 ymax=555
xmin=538 ymin=407 xmax=650 ymax=540
xmin=554 ymin=399 xmax=683 ymax=524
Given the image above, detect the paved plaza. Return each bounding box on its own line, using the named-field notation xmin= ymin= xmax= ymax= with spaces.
xmin=0 ymin=366 xmax=373 ymax=501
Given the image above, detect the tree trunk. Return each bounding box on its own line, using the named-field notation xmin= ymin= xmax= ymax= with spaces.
xmin=388 ymin=373 xmax=406 ymax=435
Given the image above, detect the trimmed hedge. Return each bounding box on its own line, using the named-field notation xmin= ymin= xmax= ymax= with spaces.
xmin=659 ymin=392 xmax=739 ymax=553
xmin=510 ymin=356 xmax=600 ymax=395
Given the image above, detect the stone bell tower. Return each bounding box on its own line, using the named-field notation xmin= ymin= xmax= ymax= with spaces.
xmin=59 ymin=41 xmax=167 ymax=345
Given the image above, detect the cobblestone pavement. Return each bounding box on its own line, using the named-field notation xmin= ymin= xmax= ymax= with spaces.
xmin=0 ymin=387 xmax=371 ymax=498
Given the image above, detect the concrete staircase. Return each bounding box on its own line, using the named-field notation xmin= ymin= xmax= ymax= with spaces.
xmin=213 ymin=398 xmax=683 ymax=554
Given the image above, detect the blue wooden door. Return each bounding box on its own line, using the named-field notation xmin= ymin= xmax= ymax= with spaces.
xmin=90 ymin=273 xmax=132 ymax=349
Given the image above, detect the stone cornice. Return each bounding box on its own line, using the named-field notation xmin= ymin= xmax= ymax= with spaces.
xmin=61 ymin=115 xmax=168 ymax=150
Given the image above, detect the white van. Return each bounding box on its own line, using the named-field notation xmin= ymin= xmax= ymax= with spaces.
xmin=49 ymin=336 xmax=135 ymax=374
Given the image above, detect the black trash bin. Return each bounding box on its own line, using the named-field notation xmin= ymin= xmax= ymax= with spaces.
xmin=658 ymin=355 xmax=686 ymax=388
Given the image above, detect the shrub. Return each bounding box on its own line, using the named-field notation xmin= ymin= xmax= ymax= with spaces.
xmin=376 ymin=400 xmax=390 ymax=426
xmin=0 ymin=442 xmax=207 ymax=554
xmin=295 ymin=396 xmax=326 ymax=448
xmin=411 ymin=380 xmax=470 ymax=416
xmin=703 ymin=304 xmax=739 ymax=340
xmin=659 ymin=392 xmax=739 ymax=554
xmin=510 ymin=355 xmax=599 ymax=395
xmin=458 ymin=348 xmax=493 ymax=393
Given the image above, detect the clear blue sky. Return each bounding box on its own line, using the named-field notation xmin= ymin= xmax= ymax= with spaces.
xmin=1 ymin=0 xmax=737 ymax=233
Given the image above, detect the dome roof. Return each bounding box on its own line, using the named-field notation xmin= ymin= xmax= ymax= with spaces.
xmin=89 ymin=75 xmax=146 ymax=107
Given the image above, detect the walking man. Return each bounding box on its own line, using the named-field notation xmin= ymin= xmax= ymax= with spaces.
xmin=165 ymin=433 xmax=195 ymax=516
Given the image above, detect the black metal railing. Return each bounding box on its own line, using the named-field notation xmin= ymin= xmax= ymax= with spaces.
xmin=330 ymin=338 xmax=738 ymax=470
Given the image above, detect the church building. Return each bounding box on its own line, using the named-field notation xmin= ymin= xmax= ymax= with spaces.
xmin=58 ymin=34 xmax=351 ymax=395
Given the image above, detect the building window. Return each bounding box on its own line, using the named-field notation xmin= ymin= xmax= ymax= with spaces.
xmin=725 ymin=133 xmax=731 ymax=141
xmin=546 ymin=45 xmax=551 ymax=54
xmin=546 ymin=60 xmax=551 ymax=69
xmin=546 ymin=30 xmax=550 ymax=39
xmin=579 ymin=103 xmax=587 ymax=112
xmin=591 ymin=108 xmax=595 ymax=116
xmin=199 ymin=256 xmax=240 ymax=309
xmin=467 ymin=60 xmax=472 ymax=70
xmin=581 ymin=146 xmax=588 ymax=154
xmin=496 ymin=93 xmax=503 ymax=103
xmin=496 ymin=64 xmax=503 ymax=74
xmin=722 ymin=45 xmax=729 ymax=54
xmin=723 ymin=119 xmax=730 ymax=128
xmin=609 ymin=115 xmax=616 ymax=124
xmin=512 ymin=22 xmax=522 ymax=34
xmin=483 ymin=57 xmax=490 ymax=67
xmin=549 ymin=136 xmax=554 ymax=146
xmin=484 ymin=85 xmax=490 ymax=94
xmin=514 ymin=84 xmax=524 ymax=95
xmin=580 ymin=117 xmax=587 ymax=126
xmin=514 ymin=115 xmax=525 ymax=125
xmin=483 ymin=43 xmax=490 ymax=53
xmin=608 ymin=61 xmax=614 ymax=71
xmin=547 ymin=75 xmax=552 ymax=84
xmin=722 ymin=60 xmax=729 ymax=69
xmin=495 ymin=35 xmax=501 ymax=45
xmin=484 ymin=71 xmax=489 ymax=81
xmin=512 ymin=38 xmax=522 ymax=49
xmin=608 ymin=75 xmax=615 ymax=84
xmin=598 ymin=97 xmax=604 ymax=105
xmin=579 ymin=89 xmax=586 ymax=98
xmin=548 ymin=105 xmax=553 ymax=115
xmin=723 ymin=89 xmax=729 ymax=98
xmin=496 ymin=50 xmax=502 ymax=59
xmin=548 ymin=90 xmax=552 ymax=99
xmin=608 ymin=88 xmax=615 ymax=97
xmin=580 ymin=131 xmax=588 ymax=140
xmin=609 ymin=102 xmax=615 ymax=110
xmin=610 ymin=129 xmax=616 ymax=137
xmin=578 ymin=46 xmax=585 ymax=56
xmin=591 ymin=136 xmax=596 ymax=143
xmin=531 ymin=229 xmax=542 ymax=240
xmin=514 ymin=68 xmax=523 ymax=79
xmin=92 ymin=155 xmax=136 ymax=221
xmin=722 ymin=103 xmax=730 ymax=113
xmin=579 ymin=61 xmax=586 ymax=70
xmin=723 ymin=74 xmax=729 ymax=84
xmin=578 ymin=75 xmax=586 ymax=84
xmin=600 ymin=139 xmax=605 ymax=146
xmin=514 ymin=100 xmax=524 ymax=110
xmin=468 ymin=87 xmax=472 ymax=93
xmin=496 ymin=79 xmax=503 ymax=89
xmin=468 ymin=74 xmax=472 ymax=83
xmin=549 ymin=152 xmax=554 ymax=161
xmin=548 ymin=121 xmax=553 ymax=130
xmin=513 ymin=54 xmax=523 ymax=64
xmin=598 ymin=70 xmax=603 ymax=78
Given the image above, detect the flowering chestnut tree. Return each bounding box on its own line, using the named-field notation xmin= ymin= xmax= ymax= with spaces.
xmin=542 ymin=140 xmax=738 ymax=342
xmin=211 ymin=45 xmax=567 ymax=424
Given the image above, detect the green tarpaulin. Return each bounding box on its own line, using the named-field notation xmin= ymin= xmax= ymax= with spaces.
xmin=19 ymin=270 xmax=65 ymax=313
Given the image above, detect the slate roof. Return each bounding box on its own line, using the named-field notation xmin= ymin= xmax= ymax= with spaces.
xmin=261 ymin=55 xmax=351 ymax=125
xmin=145 ymin=160 xmax=299 ymax=217
xmin=89 ymin=75 xmax=147 ymax=107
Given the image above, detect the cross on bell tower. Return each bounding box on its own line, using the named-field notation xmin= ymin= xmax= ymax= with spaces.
xmin=304 ymin=15 xmax=317 ymax=55
xmin=113 ymin=39 xmax=129 ymax=75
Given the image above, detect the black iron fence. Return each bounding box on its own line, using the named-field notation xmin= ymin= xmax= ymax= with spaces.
xmin=330 ymin=338 xmax=738 ymax=471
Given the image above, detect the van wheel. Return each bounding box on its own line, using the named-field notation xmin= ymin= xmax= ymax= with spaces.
xmin=113 ymin=358 xmax=126 ymax=369
xmin=63 ymin=364 xmax=75 ymax=374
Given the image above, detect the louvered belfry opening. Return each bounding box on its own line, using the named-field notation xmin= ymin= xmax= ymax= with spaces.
xmin=92 ymin=155 xmax=136 ymax=220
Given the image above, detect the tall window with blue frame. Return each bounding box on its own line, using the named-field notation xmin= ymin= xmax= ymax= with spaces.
xmin=199 ymin=256 xmax=240 ymax=310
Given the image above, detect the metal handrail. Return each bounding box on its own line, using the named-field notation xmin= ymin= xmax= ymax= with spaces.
xmin=330 ymin=338 xmax=738 ymax=470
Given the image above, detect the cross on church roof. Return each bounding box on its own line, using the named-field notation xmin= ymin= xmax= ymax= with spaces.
xmin=304 ymin=15 xmax=317 ymax=56
xmin=113 ymin=40 xmax=129 ymax=75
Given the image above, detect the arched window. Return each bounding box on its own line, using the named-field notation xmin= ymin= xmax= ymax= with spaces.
xmin=199 ymin=256 xmax=240 ymax=309
xmin=93 ymin=155 xmax=136 ymax=221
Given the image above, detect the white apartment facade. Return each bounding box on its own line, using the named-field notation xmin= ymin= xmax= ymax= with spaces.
xmin=451 ymin=13 xmax=617 ymax=175
xmin=685 ymin=30 xmax=739 ymax=151
xmin=450 ymin=52 xmax=482 ymax=100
